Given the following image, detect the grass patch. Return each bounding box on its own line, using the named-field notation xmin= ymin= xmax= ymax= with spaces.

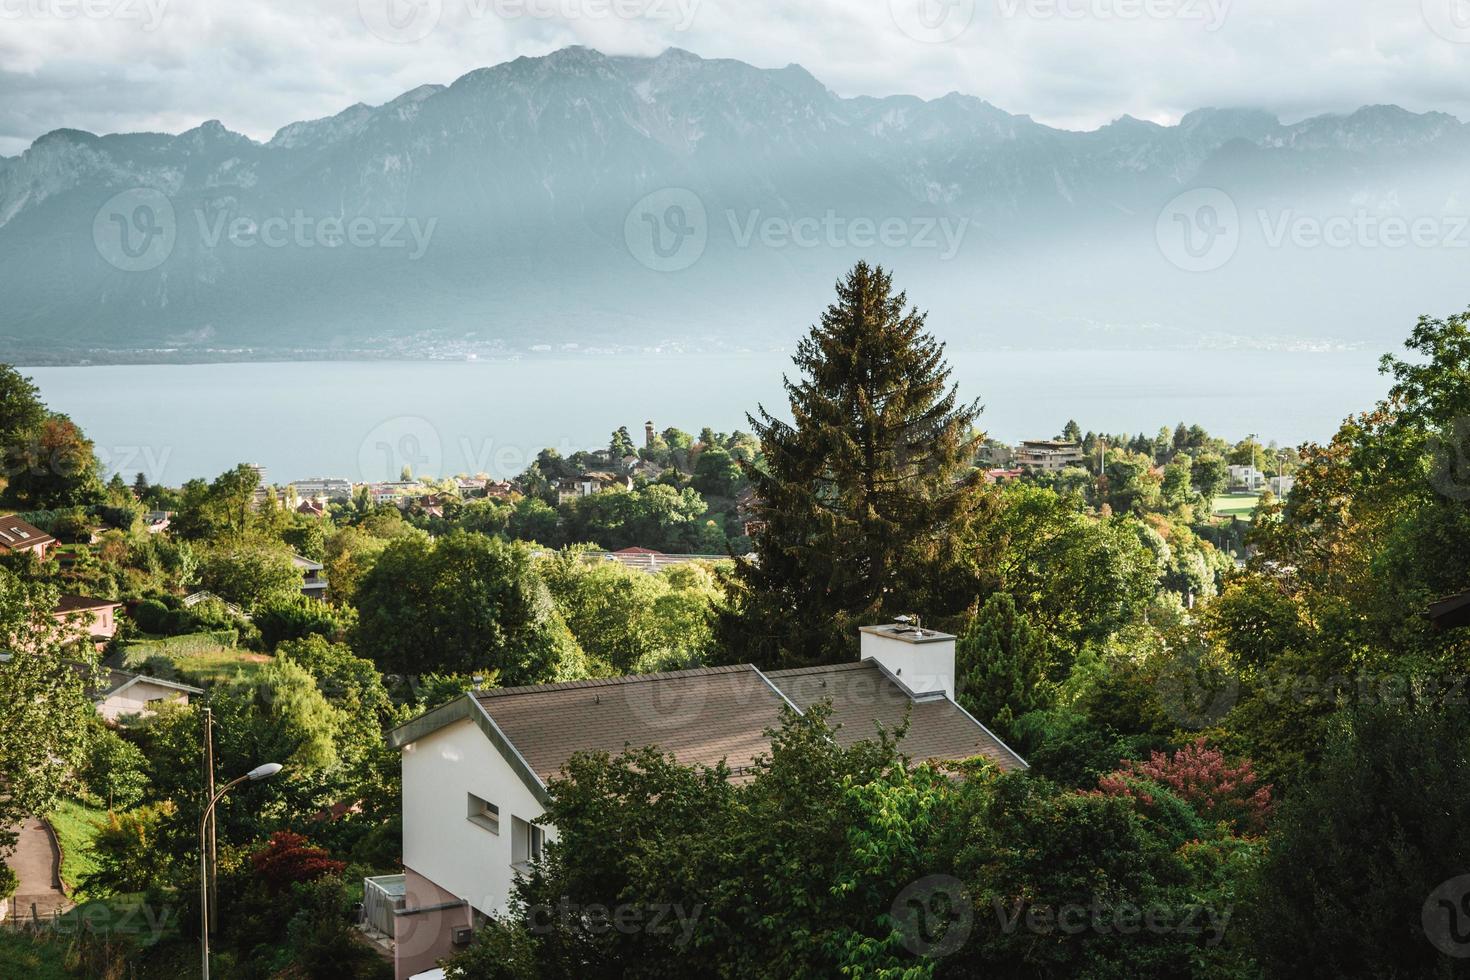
xmin=48 ymin=800 xmax=106 ymax=896
xmin=117 ymin=632 xmax=265 ymax=687
xmin=1212 ymin=493 xmax=1261 ymax=519
xmin=0 ymin=929 xmax=75 ymax=979
xmin=169 ymin=649 xmax=270 ymax=686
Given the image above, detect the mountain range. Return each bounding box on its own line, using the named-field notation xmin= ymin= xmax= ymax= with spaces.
xmin=3 ymin=45 xmax=1468 ymax=361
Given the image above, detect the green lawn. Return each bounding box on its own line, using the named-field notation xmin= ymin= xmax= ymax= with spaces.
xmin=47 ymin=799 xmax=106 ymax=895
xmin=0 ymin=931 xmax=73 ymax=979
xmin=1212 ymin=492 xmax=1261 ymax=519
xmin=117 ymin=632 xmax=266 ymax=687
xmin=169 ymin=648 xmax=270 ymax=686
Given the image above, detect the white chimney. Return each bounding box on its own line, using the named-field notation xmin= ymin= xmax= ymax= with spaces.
xmin=859 ymin=621 xmax=956 ymax=700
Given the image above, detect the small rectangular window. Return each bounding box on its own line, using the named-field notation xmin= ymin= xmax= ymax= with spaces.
xmin=511 ymin=816 xmax=544 ymax=866
xmin=467 ymin=793 xmax=500 ymax=834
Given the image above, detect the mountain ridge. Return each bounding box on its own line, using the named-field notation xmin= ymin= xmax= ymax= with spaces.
xmin=2 ymin=45 xmax=1467 ymax=361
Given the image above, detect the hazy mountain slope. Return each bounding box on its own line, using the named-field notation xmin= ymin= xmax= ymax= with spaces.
xmin=2 ymin=46 xmax=1467 ymax=360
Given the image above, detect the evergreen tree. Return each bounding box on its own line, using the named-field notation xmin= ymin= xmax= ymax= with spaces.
xmin=719 ymin=262 xmax=991 ymax=667
xmin=1061 ymin=419 xmax=1082 ymax=442
xmin=956 ymin=591 xmax=1051 ymax=736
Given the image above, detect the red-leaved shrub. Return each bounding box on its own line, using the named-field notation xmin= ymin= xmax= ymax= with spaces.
xmin=250 ymin=830 xmax=346 ymax=893
xmin=1098 ymin=738 xmax=1272 ymax=836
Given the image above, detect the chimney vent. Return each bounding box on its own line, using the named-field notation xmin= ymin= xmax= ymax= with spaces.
xmin=858 ymin=620 xmax=956 ymax=700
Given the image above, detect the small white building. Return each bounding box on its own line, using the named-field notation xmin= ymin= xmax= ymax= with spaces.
xmin=93 ymin=669 xmax=202 ymax=723
xmin=1269 ymin=475 xmax=1295 ymax=498
xmin=1228 ymin=464 xmax=1265 ymax=491
xmin=384 ymin=622 xmax=1025 ymax=979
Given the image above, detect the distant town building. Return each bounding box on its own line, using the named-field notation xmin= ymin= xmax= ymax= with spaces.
xmin=289 ymin=478 xmax=353 ymax=501
xmin=1015 ymin=440 xmax=1086 ymax=473
xmin=1229 ymin=465 xmax=1266 ymax=491
xmin=1269 ymin=475 xmax=1295 ymax=497
xmin=143 ymin=510 xmax=172 ymax=534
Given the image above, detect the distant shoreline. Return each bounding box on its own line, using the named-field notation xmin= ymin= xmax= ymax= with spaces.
xmin=9 ymin=342 xmax=1374 ymax=368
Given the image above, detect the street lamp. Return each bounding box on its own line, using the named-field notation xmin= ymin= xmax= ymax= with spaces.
xmin=200 ymin=763 xmax=282 ymax=980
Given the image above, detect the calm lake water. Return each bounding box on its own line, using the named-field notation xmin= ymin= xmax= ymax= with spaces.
xmin=28 ymin=350 xmax=1388 ymax=485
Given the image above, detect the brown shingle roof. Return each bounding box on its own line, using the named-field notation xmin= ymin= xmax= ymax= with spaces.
xmin=0 ymin=516 xmax=54 ymax=550
xmin=54 ymin=595 xmax=120 ymax=614
xmin=474 ymin=665 xmax=791 ymax=783
xmin=766 ymin=661 xmax=1026 ymax=771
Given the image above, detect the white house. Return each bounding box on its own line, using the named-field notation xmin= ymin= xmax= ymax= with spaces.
xmin=92 ymin=669 xmax=203 ymax=723
xmin=1269 ymin=475 xmax=1295 ymax=497
xmin=1228 ymin=464 xmax=1265 ymax=491
xmin=383 ymin=621 xmax=1025 ymax=979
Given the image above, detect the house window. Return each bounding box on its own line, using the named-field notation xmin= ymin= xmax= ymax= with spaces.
xmin=511 ymin=816 xmax=543 ymax=867
xmin=466 ymin=793 xmax=500 ymax=834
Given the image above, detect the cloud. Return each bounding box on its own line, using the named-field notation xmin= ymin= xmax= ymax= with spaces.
xmin=2 ymin=0 xmax=1469 ymax=156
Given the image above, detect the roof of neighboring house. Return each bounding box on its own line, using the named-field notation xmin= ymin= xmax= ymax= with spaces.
xmin=766 ymin=661 xmax=1026 ymax=770
xmin=291 ymin=554 xmax=324 ymax=572
xmin=97 ymin=668 xmax=204 ymax=699
xmin=1429 ymin=590 xmax=1470 ymax=631
xmin=391 ymin=658 xmax=1027 ymax=804
xmin=71 ymin=664 xmax=205 ymax=702
xmin=53 ymin=595 xmax=121 ymax=615
xmin=473 ymin=665 xmax=789 ymax=784
xmin=612 ymin=546 xmax=661 ymax=555
xmin=0 ymin=516 xmax=55 ymax=550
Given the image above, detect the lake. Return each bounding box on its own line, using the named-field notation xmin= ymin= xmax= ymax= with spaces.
xmin=27 ymin=350 xmax=1389 ymax=485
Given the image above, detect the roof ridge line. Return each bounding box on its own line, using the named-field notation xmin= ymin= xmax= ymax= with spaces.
xmin=476 ymin=663 xmax=759 ymax=698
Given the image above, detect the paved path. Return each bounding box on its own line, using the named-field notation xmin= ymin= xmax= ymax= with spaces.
xmin=4 ymin=816 xmax=70 ymax=920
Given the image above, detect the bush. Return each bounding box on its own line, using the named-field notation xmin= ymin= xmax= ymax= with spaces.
xmin=0 ymin=864 xmax=17 ymax=901
xmin=82 ymin=726 xmax=150 ymax=810
xmin=130 ymin=599 xmax=170 ymax=635
xmin=255 ymin=596 xmax=354 ymax=651
xmin=81 ymin=803 xmax=177 ymax=896
xmin=251 ymin=832 xmax=345 ymax=895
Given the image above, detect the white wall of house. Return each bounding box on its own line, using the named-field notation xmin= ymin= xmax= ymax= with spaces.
xmin=401 ymin=714 xmax=553 ymax=919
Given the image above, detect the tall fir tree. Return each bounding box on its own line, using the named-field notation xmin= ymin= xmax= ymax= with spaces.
xmin=719 ymin=262 xmax=993 ymax=668
xmin=955 ymin=591 xmax=1052 ymax=737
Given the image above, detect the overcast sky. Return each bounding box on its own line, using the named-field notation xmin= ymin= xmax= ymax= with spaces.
xmin=3 ymin=0 xmax=1470 ymax=156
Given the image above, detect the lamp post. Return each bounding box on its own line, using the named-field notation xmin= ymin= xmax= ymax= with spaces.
xmin=200 ymin=763 xmax=282 ymax=980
